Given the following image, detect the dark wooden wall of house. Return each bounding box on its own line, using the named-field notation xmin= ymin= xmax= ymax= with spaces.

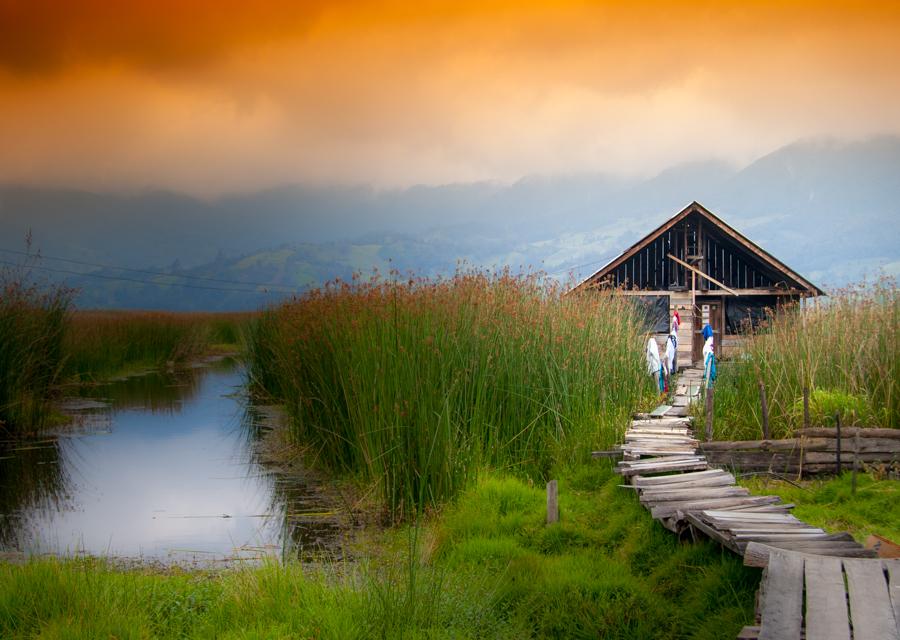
xmin=604 ymin=213 xmax=786 ymax=291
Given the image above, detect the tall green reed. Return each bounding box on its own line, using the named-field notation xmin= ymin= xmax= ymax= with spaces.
xmin=0 ymin=266 xmax=71 ymax=435
xmin=62 ymin=310 xmax=247 ymax=381
xmin=246 ymin=270 xmax=653 ymax=520
xmin=710 ymin=279 xmax=899 ymax=439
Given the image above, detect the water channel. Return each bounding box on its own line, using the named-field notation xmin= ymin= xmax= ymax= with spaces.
xmin=0 ymin=359 xmax=343 ymax=567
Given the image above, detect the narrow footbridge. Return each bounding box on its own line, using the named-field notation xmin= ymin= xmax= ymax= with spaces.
xmin=607 ymin=366 xmax=900 ymax=638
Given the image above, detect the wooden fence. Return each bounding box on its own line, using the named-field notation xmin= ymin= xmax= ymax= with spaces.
xmin=699 ymin=427 xmax=900 ymax=476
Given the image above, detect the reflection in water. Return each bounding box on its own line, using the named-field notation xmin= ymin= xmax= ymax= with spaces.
xmin=0 ymin=438 xmax=69 ymax=549
xmin=241 ymin=405 xmax=346 ymax=562
xmin=0 ymin=360 xmax=344 ymax=566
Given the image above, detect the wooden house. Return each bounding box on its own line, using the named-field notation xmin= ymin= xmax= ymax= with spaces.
xmin=572 ymin=202 xmax=824 ymax=366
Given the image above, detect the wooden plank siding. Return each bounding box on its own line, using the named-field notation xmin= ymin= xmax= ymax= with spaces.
xmin=571 ymin=202 xmax=822 ymax=366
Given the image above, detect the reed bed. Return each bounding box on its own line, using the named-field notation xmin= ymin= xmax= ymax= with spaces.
xmin=2 ymin=256 xmax=248 ymax=434
xmin=710 ymin=279 xmax=899 ymax=440
xmin=0 ymin=269 xmax=71 ymax=434
xmin=246 ymin=270 xmax=653 ymax=519
xmin=63 ymin=310 xmax=248 ymax=381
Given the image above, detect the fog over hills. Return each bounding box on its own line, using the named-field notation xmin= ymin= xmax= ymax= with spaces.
xmin=1 ymin=136 xmax=898 ymax=310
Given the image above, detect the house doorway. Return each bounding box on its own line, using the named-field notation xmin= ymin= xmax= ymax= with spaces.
xmin=692 ymin=297 xmax=724 ymax=362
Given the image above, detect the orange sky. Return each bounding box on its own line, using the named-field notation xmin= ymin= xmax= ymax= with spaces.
xmin=1 ymin=0 xmax=899 ymax=194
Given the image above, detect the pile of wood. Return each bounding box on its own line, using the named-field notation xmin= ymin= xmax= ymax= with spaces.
xmin=700 ymin=427 xmax=900 ymax=475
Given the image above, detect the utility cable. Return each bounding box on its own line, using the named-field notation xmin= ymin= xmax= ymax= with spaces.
xmin=0 ymin=246 xmax=295 ymax=290
xmin=0 ymin=259 xmax=295 ymax=295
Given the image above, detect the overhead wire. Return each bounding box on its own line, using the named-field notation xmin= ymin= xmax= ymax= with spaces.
xmin=0 ymin=246 xmax=297 ymax=291
xmin=0 ymin=259 xmax=296 ymax=295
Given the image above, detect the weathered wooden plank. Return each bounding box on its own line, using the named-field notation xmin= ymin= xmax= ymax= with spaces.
xmin=730 ymin=527 xmax=826 ymax=536
xmin=726 ymin=503 xmax=796 ymax=513
xmin=804 ymin=555 xmax=850 ymax=640
xmin=754 ymin=532 xmax=855 ymax=543
xmin=734 ymin=531 xmax=831 ymax=541
xmin=623 ymin=444 xmax=695 ymax=452
xmin=618 ymin=456 xmax=704 ymax=467
xmin=635 ymin=475 xmax=735 ymax=491
xmin=626 ymin=428 xmax=692 ymax=436
xmin=737 ymin=625 xmax=760 ymax=640
xmin=884 ymin=559 xmax=900 ymax=633
xmin=619 ymin=454 xmax=702 ymax=464
xmin=632 ymin=469 xmax=730 ymax=486
xmin=640 ymin=486 xmax=749 ymax=503
xmin=546 ymin=480 xmax=558 ymax=525
xmin=651 ymin=495 xmax=780 ymax=519
xmin=685 ymin=512 xmax=742 ymax=553
xmin=700 ymin=438 xmax=824 ymax=452
xmin=703 ymin=511 xmax=801 ymax=523
xmin=622 ymin=447 xmax=699 ymax=456
xmin=843 ymin=558 xmax=899 ymax=640
xmin=619 ymin=461 xmax=709 ymax=476
xmin=649 ymin=405 xmax=672 ymax=417
xmin=616 ymin=461 xmax=709 ymax=477
xmin=625 ymin=432 xmax=695 ymax=439
xmin=625 ymin=429 xmax=697 ymax=442
xmin=631 ymin=417 xmax=694 ymax=426
xmin=797 ymin=427 xmax=900 ymax=440
xmin=758 ymin=549 xmax=804 ymax=640
xmin=765 ymin=543 xmax=871 ymax=557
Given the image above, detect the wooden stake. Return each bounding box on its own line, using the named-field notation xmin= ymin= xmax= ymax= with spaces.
xmin=759 ymin=381 xmax=769 ymax=440
xmin=803 ymin=386 xmax=810 ymax=430
xmin=705 ymin=385 xmax=714 ymax=442
xmin=546 ymin=480 xmax=558 ymax=524
xmin=835 ymin=412 xmax=842 ymax=475
xmin=852 ymin=427 xmax=860 ymax=495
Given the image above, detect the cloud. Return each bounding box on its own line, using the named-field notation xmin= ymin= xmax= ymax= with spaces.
xmin=1 ymin=1 xmax=899 ymax=192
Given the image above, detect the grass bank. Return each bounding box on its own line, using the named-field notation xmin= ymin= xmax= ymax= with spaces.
xmin=741 ymin=471 xmax=900 ymax=543
xmin=0 ymin=464 xmax=760 ymax=639
xmin=708 ymin=280 xmax=898 ymax=440
xmin=246 ymin=270 xmax=655 ymax=520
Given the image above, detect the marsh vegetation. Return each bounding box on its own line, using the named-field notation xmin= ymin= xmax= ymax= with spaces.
xmin=704 ymin=280 xmax=898 ymax=440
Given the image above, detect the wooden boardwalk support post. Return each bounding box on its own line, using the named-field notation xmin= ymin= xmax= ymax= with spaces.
xmin=546 ymin=480 xmax=558 ymax=524
xmin=835 ymin=412 xmax=842 ymax=474
xmin=803 ymin=386 xmax=810 ymax=430
xmin=705 ymin=385 xmax=714 ymax=442
xmin=759 ymin=381 xmax=769 ymax=440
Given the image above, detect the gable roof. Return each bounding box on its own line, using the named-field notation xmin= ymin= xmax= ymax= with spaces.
xmin=572 ymin=201 xmax=825 ymax=296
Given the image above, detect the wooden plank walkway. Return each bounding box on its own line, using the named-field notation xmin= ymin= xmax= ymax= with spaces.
xmin=739 ymin=542 xmax=900 ymax=639
xmin=614 ymin=366 xmax=876 ymax=555
xmin=609 ymin=365 xmax=895 ymax=637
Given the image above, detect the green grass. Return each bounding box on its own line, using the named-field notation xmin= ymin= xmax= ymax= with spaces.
xmin=0 ymin=464 xmax=760 ymax=639
xmin=741 ymin=472 xmax=900 ymax=543
xmin=706 ymin=280 xmax=899 ymax=440
xmin=246 ymin=270 xmax=657 ymax=520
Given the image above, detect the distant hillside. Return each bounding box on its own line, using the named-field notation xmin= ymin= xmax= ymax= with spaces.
xmin=2 ymin=136 xmax=898 ymax=310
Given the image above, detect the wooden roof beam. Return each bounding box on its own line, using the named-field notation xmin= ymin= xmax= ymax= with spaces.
xmin=667 ymin=253 xmax=738 ymax=296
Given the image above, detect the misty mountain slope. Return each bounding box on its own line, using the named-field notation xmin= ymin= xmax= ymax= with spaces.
xmin=2 ymin=136 xmax=898 ymax=309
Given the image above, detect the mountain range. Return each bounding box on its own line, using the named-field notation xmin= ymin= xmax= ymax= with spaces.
xmin=1 ymin=136 xmax=898 ymax=310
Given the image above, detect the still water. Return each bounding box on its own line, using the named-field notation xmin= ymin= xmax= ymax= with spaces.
xmin=0 ymin=359 xmax=342 ymax=567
